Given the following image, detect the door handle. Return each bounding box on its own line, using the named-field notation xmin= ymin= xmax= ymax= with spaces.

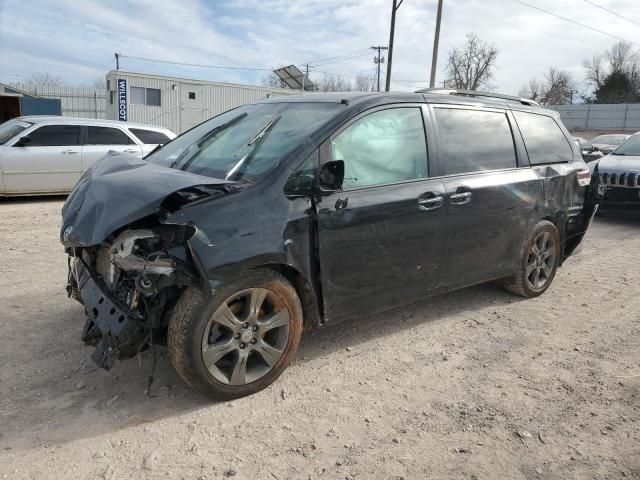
xmin=124 ymin=149 xmax=138 ymax=154
xmin=335 ymin=198 xmax=348 ymax=211
xmin=417 ymin=194 xmax=443 ymax=211
xmin=61 ymin=149 xmax=78 ymax=154
xmin=450 ymin=191 xmax=472 ymax=205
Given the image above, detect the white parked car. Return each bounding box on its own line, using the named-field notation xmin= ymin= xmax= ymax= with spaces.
xmin=0 ymin=116 xmax=176 ymax=196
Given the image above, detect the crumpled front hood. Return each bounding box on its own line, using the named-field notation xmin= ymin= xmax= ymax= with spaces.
xmin=61 ymin=152 xmax=232 ymax=247
xmin=595 ymin=154 xmax=640 ymax=175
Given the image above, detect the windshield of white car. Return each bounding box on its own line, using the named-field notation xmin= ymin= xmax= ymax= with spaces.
xmin=0 ymin=120 xmax=32 ymax=144
xmin=147 ymin=102 xmax=343 ymax=182
xmin=612 ymin=135 xmax=640 ymax=156
xmin=592 ymin=135 xmax=628 ymax=145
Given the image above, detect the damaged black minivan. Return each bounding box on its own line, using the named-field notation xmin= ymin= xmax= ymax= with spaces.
xmin=61 ymin=90 xmax=597 ymax=399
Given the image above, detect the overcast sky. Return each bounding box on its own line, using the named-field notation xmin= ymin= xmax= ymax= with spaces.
xmin=1 ymin=0 xmax=639 ymax=96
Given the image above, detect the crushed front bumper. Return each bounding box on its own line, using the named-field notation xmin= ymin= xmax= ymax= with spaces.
xmin=70 ymin=259 xmax=149 ymax=369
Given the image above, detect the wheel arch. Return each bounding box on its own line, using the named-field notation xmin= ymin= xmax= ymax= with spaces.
xmin=257 ymin=263 xmax=323 ymax=331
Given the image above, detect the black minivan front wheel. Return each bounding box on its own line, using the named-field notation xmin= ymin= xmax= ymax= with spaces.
xmin=167 ymin=270 xmax=303 ymax=400
xmin=503 ymin=220 xmax=561 ymax=298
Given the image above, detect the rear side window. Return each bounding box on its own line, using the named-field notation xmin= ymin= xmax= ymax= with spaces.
xmin=331 ymin=107 xmax=428 ymax=189
xmin=28 ymin=125 xmax=81 ymax=146
xmin=86 ymin=126 xmax=133 ymax=145
xmin=130 ymin=128 xmax=171 ymax=145
xmin=513 ymin=111 xmax=573 ymax=165
xmin=434 ymin=108 xmax=517 ymax=175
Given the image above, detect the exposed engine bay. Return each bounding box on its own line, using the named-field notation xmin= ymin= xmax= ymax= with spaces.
xmin=60 ymin=152 xmax=244 ymax=370
xmin=67 ymin=225 xmax=199 ymax=369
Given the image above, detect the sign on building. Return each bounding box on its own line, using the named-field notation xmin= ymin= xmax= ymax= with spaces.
xmin=117 ymin=79 xmax=127 ymax=121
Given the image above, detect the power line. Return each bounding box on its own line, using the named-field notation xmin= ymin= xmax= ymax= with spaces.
xmin=302 ymin=49 xmax=371 ymax=66
xmin=509 ymin=0 xmax=640 ymax=48
xmin=117 ymin=52 xmax=384 ymax=90
xmin=310 ymin=51 xmax=372 ymax=67
xmin=119 ymin=54 xmax=274 ymax=71
xmin=581 ymin=0 xmax=640 ymax=28
xmin=118 ymin=51 xmax=373 ymax=75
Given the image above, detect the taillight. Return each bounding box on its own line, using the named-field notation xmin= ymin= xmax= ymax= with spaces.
xmin=577 ymin=169 xmax=592 ymax=187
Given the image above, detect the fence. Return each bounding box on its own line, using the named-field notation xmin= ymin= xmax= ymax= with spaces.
xmin=549 ymin=103 xmax=640 ymax=131
xmin=9 ymin=83 xmax=106 ymax=119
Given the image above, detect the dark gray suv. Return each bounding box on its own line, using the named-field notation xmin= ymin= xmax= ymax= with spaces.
xmin=61 ymin=89 xmax=597 ymax=399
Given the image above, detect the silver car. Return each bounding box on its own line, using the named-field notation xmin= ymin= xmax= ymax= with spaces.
xmin=590 ymin=133 xmax=630 ymax=155
xmin=0 ymin=116 xmax=175 ymax=196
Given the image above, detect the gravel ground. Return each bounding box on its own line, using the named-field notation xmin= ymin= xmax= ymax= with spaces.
xmin=0 ymin=197 xmax=638 ymax=480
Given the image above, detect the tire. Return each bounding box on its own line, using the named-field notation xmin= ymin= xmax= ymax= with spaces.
xmin=167 ymin=269 xmax=303 ymax=400
xmin=503 ymin=220 xmax=561 ymax=298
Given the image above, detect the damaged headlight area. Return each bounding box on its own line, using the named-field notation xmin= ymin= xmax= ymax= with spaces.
xmin=66 ymin=224 xmax=198 ymax=369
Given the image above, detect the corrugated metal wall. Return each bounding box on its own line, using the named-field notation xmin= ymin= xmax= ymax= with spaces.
xmin=9 ymin=83 xmax=106 ymax=118
xmin=549 ymin=104 xmax=640 ymax=131
xmin=105 ymin=72 xmax=298 ymax=133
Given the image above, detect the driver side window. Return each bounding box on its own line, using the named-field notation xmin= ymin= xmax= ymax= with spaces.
xmin=331 ymin=107 xmax=428 ymax=189
xmin=26 ymin=125 xmax=82 ymax=146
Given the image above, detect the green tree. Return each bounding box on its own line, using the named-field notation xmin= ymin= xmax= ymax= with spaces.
xmin=592 ymin=70 xmax=639 ymax=103
xmin=583 ymin=42 xmax=640 ymax=103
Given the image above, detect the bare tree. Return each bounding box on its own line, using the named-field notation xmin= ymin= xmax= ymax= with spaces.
xmin=518 ymin=79 xmax=543 ymax=101
xmin=519 ymin=68 xmax=575 ymax=105
xmin=584 ymin=55 xmax=605 ymax=89
xmin=27 ymin=72 xmax=65 ymax=89
xmin=607 ymin=41 xmax=636 ymax=74
xmin=261 ymin=72 xmax=285 ymax=89
xmin=543 ymin=68 xmax=575 ymax=105
xmin=316 ymin=74 xmax=352 ymax=92
xmin=355 ymin=73 xmax=376 ymax=92
xmin=444 ymin=33 xmax=498 ymax=91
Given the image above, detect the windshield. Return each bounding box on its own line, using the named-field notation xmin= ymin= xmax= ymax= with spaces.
xmin=612 ymin=135 xmax=640 ymax=156
xmin=147 ymin=102 xmax=343 ymax=181
xmin=0 ymin=119 xmax=32 ymax=145
xmin=592 ymin=135 xmax=628 ymax=145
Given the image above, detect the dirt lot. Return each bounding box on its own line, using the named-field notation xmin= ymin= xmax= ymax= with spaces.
xmin=0 ymin=198 xmax=638 ymax=480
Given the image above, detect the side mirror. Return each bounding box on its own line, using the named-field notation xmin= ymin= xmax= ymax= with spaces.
xmin=15 ymin=136 xmax=31 ymax=147
xmin=318 ymin=160 xmax=344 ymax=193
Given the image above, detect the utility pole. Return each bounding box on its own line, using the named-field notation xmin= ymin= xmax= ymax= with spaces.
xmin=300 ymin=63 xmax=310 ymax=93
xmin=429 ymin=0 xmax=444 ymax=88
xmin=371 ymin=46 xmax=388 ymax=92
xmin=115 ymin=52 xmax=120 ymax=70
xmin=385 ymin=0 xmax=404 ymax=92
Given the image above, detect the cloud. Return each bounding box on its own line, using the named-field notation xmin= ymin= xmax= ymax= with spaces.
xmin=1 ymin=0 xmax=640 ymax=94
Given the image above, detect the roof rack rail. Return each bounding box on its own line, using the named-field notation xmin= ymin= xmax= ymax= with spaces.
xmin=415 ymin=88 xmax=541 ymax=107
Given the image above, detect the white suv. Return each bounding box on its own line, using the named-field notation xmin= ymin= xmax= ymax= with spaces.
xmin=0 ymin=116 xmax=175 ymax=196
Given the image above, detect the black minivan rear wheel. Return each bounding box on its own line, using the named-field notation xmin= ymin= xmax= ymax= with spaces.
xmin=167 ymin=270 xmax=303 ymax=400
xmin=503 ymin=220 xmax=561 ymax=298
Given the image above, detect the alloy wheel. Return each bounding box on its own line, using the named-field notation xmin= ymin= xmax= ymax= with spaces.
xmin=525 ymin=231 xmax=556 ymax=291
xmin=201 ymin=288 xmax=290 ymax=386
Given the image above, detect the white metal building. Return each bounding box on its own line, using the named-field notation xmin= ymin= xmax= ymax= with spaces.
xmin=105 ymin=71 xmax=297 ymax=134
